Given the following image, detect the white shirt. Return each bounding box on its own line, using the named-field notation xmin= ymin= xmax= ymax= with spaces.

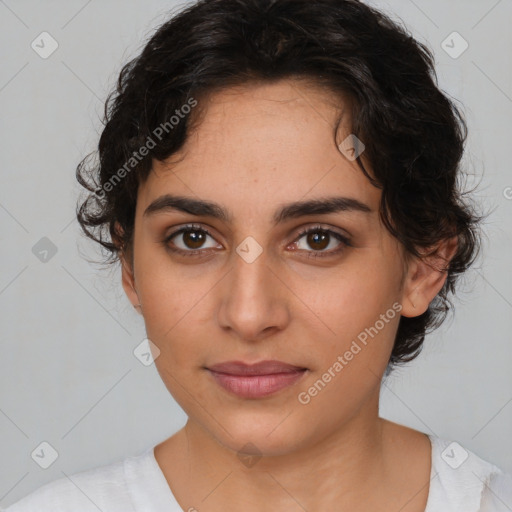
xmin=3 ymin=435 xmax=511 ymax=511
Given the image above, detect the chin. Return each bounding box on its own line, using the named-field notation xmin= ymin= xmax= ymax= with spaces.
xmin=201 ymin=408 xmax=314 ymax=459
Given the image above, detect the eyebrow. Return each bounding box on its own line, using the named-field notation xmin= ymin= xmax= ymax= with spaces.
xmin=143 ymin=194 xmax=372 ymax=225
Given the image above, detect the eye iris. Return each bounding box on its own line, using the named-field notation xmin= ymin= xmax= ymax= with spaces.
xmin=183 ymin=230 xmax=206 ymax=249
xmin=307 ymin=231 xmax=329 ymax=250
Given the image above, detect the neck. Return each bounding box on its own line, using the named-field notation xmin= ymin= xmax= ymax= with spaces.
xmin=155 ymin=393 xmax=409 ymax=511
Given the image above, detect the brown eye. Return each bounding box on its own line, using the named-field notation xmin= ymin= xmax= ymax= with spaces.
xmin=164 ymin=225 xmax=221 ymax=255
xmin=291 ymin=226 xmax=351 ymax=258
xmin=305 ymin=231 xmax=330 ymax=251
xmin=181 ymin=229 xmax=207 ymax=249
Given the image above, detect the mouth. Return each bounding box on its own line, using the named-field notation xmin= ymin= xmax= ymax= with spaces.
xmin=206 ymin=360 xmax=308 ymax=399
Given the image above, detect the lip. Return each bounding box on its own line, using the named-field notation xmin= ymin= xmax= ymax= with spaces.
xmin=208 ymin=360 xmax=306 ymax=375
xmin=206 ymin=360 xmax=308 ymax=399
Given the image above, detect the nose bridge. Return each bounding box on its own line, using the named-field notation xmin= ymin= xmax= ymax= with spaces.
xmin=231 ymin=244 xmax=271 ymax=300
xmin=217 ymin=240 xmax=289 ymax=340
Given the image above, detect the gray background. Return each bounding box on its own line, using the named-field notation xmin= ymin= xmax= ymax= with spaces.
xmin=0 ymin=0 xmax=511 ymax=507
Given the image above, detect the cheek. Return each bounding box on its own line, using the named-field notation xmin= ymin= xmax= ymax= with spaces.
xmin=290 ymin=260 xmax=401 ymax=388
xmin=295 ymin=259 xmax=400 ymax=336
xmin=135 ymin=259 xmax=218 ymax=367
xmin=134 ymin=263 xmax=180 ymax=337
xmin=293 ymin=275 xmax=399 ymax=421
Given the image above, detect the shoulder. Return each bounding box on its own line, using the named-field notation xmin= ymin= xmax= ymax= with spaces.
xmin=426 ymin=435 xmax=512 ymax=512
xmin=479 ymin=470 xmax=512 ymax=512
xmin=2 ymin=455 xmax=135 ymax=512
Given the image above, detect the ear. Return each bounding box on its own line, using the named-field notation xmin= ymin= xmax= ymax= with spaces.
xmin=400 ymin=236 xmax=458 ymax=318
xmin=121 ymin=252 xmax=142 ymax=313
xmin=114 ymin=221 xmax=142 ymax=314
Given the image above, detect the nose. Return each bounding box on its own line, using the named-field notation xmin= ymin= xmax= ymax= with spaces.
xmin=216 ymin=244 xmax=291 ymax=343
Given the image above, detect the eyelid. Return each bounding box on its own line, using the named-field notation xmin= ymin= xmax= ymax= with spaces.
xmin=163 ymin=223 xmax=221 ymax=249
xmin=290 ymin=223 xmax=351 ymax=243
xmin=163 ymin=222 xmax=351 ymax=257
xmin=288 ymin=224 xmax=352 ymax=257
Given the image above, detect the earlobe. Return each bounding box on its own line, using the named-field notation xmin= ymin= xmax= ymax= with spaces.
xmin=400 ymin=236 xmax=457 ymax=318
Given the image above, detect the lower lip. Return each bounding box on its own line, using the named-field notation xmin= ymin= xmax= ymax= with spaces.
xmin=208 ymin=369 xmax=307 ymax=398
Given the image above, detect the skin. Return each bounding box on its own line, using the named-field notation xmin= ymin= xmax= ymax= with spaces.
xmin=119 ymin=79 xmax=457 ymax=511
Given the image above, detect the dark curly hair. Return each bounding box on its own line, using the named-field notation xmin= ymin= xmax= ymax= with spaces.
xmin=76 ymin=0 xmax=484 ymax=371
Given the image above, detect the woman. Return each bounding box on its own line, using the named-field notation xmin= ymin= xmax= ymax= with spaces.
xmin=4 ymin=0 xmax=511 ymax=510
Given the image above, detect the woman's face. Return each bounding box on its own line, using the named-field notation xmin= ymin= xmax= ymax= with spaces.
xmin=123 ymin=79 xmax=416 ymax=456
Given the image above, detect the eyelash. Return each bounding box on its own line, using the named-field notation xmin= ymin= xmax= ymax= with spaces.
xmin=162 ymin=223 xmax=352 ymax=259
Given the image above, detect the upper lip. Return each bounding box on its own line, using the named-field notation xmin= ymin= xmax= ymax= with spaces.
xmin=207 ymin=360 xmax=307 ymax=376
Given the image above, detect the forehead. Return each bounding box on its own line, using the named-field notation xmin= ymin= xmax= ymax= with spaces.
xmin=139 ymin=79 xmax=380 ymax=220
